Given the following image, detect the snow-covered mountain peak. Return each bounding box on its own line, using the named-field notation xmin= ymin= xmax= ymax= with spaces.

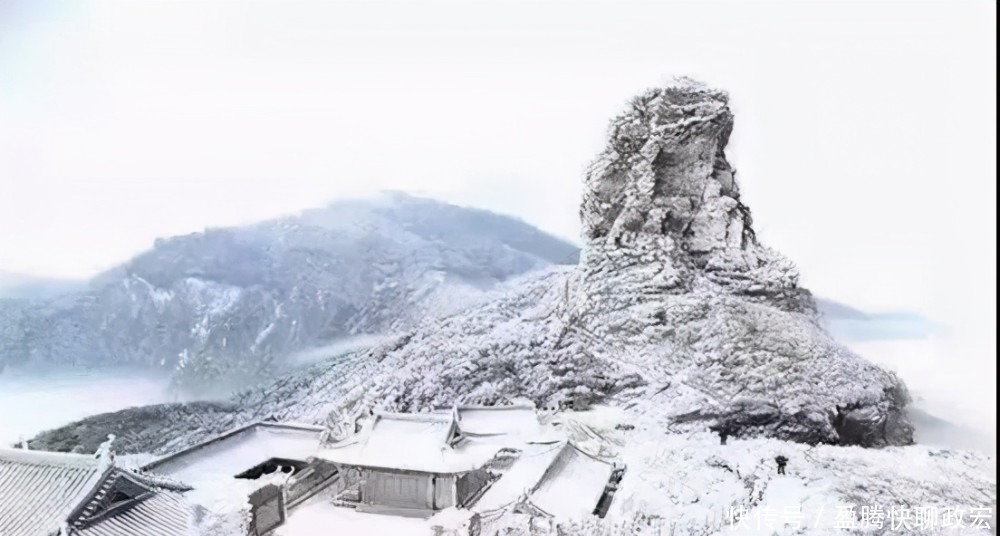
xmin=582 ymin=78 xmax=739 ymax=249
xmin=29 ymin=80 xmax=915 ymax=461
xmin=205 ymin=80 xmax=914 ymax=449
xmin=579 ymin=80 xmax=809 ymax=315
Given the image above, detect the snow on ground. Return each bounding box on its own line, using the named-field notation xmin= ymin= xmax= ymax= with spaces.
xmin=179 ymin=402 xmax=994 ymax=535
xmin=193 ymin=471 xmax=292 ymax=516
xmin=562 ymin=405 xmax=996 ymax=535
xmin=3 ymin=332 xmax=992 ymax=534
xmin=277 ymin=495 xmax=430 ymax=536
xmin=820 ymin=312 xmax=996 ymax=456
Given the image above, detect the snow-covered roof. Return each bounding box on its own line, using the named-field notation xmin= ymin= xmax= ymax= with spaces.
xmin=139 ymin=422 xmax=323 ymax=516
xmin=277 ymin=495 xmax=430 ymax=536
xmin=317 ymin=412 xmax=500 ymax=474
xmin=142 ymin=422 xmax=323 ymax=482
xmin=0 ymin=447 xmax=198 ymax=536
xmin=455 ymin=403 xmax=544 ymax=437
xmin=0 ymin=448 xmax=106 ymax=536
xmin=76 ymin=491 xmax=201 ymax=536
xmin=528 ymin=443 xmax=615 ymax=519
xmin=473 ymin=441 xmax=616 ymax=520
xmin=473 ymin=442 xmax=566 ymax=512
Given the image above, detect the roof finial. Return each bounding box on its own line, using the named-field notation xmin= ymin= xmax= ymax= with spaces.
xmin=95 ymin=434 xmax=116 ymax=472
xmin=322 ymin=408 xmax=354 ymax=444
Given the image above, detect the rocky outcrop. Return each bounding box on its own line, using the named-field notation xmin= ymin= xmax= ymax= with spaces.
xmin=578 ymin=79 xmax=811 ymax=316
xmin=581 ymin=81 xmax=747 ymax=252
xmin=339 ymin=78 xmax=911 ymax=447
xmin=558 ymin=78 xmax=912 ymax=445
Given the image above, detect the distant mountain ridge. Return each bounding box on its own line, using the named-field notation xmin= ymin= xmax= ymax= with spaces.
xmin=0 ymin=271 xmax=86 ymax=301
xmin=0 ymin=192 xmax=579 ymax=389
xmin=815 ymin=299 xmax=941 ymax=341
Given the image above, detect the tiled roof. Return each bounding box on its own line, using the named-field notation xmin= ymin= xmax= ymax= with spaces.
xmin=75 ymin=492 xmax=201 ymax=536
xmin=318 ymin=412 xmax=500 ymax=474
xmin=0 ymin=448 xmax=106 ymax=536
xmin=473 ymin=442 xmax=566 ymax=513
xmin=0 ymin=448 xmax=200 ymax=536
xmin=473 ymin=441 xmax=617 ymax=519
xmin=456 ymin=405 xmax=539 ymax=436
xmin=529 ymin=443 xmax=615 ymax=519
xmin=69 ymin=468 xmax=192 ymax=529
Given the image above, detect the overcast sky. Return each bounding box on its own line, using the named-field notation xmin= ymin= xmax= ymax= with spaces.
xmin=0 ymin=1 xmax=995 ymax=332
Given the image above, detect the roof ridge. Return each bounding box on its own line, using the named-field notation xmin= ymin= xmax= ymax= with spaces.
xmin=456 ymin=403 xmax=537 ymax=411
xmin=256 ymin=421 xmax=325 ymax=432
xmin=0 ymin=447 xmax=100 ymax=468
xmin=141 ymin=419 xmax=316 ymax=471
xmin=373 ymin=411 xmax=453 ymax=423
xmin=123 ymin=468 xmax=194 ymax=492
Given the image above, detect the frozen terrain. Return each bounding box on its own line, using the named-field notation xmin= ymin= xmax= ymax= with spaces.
xmin=179 ymin=404 xmax=998 ymax=536
xmin=13 ymin=78 xmax=996 ymax=535
xmin=256 ymin=78 xmax=914 ymax=448
xmin=521 ymin=405 xmax=995 ymax=535
xmin=20 ymin=80 xmax=929 ymax=454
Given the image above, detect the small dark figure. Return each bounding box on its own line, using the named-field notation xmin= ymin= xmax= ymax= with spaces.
xmin=775 ymin=455 xmax=788 ymax=475
xmin=719 ymin=431 xmax=729 ymax=445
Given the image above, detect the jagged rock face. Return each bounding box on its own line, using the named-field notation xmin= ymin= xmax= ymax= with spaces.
xmin=564 ymin=79 xmax=912 ymax=445
xmin=581 ymin=81 xmax=748 ymax=257
xmin=578 ymin=80 xmax=813 ymax=323
xmin=572 ymin=80 xmax=813 ymax=348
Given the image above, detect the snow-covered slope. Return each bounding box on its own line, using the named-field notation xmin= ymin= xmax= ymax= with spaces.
xmin=0 ymin=193 xmax=578 ymax=387
xmin=32 ymin=78 xmax=917 ymax=457
xmin=228 ymin=78 xmax=910 ymax=447
xmin=497 ymin=405 xmax=995 ymax=535
xmin=25 ymin=80 xmax=996 ymax=534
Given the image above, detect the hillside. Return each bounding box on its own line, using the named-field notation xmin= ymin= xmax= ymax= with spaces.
xmin=31 ymin=78 xmax=915 ymax=457
xmin=0 ymin=193 xmax=578 ymax=389
xmin=25 ymin=79 xmax=998 ymax=534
